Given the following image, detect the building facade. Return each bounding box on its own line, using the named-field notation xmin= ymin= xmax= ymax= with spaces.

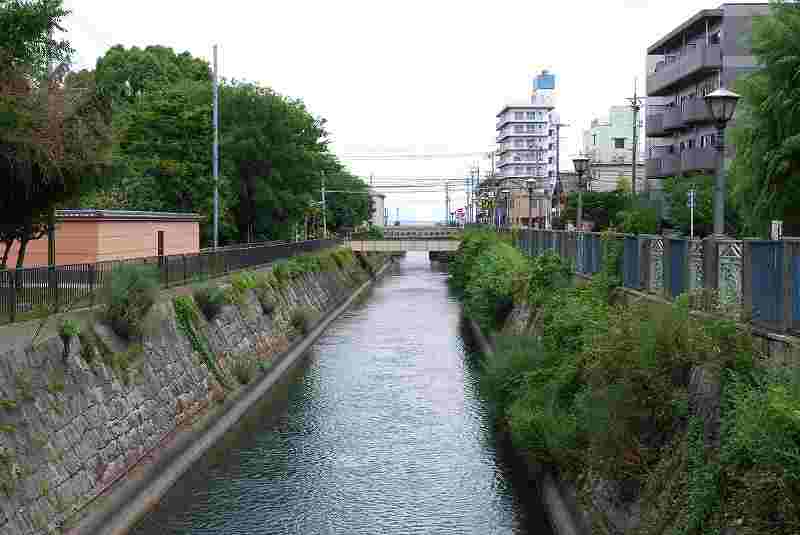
xmin=368 ymin=189 xmax=386 ymax=227
xmin=645 ymin=3 xmax=769 ymax=189
xmin=494 ymin=70 xmax=558 ymax=226
xmin=4 ymin=210 xmax=202 ymax=268
xmin=582 ymin=105 xmax=648 ymax=193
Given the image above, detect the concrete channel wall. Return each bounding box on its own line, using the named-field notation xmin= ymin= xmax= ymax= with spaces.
xmin=0 ymin=252 xmax=390 ymax=535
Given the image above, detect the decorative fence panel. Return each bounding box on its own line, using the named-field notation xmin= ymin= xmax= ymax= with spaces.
xmin=0 ymin=239 xmax=340 ymax=325
xmin=648 ymin=237 xmax=665 ymax=294
xmin=718 ymin=241 xmax=744 ymax=310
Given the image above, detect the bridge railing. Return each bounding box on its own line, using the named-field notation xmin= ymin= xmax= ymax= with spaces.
xmin=514 ymin=229 xmax=800 ymax=334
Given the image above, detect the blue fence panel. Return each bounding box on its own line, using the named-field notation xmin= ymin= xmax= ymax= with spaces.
xmin=669 ymin=238 xmax=688 ymax=298
xmin=750 ymin=241 xmax=784 ymax=329
xmin=793 ymin=249 xmax=800 ymax=330
xmin=623 ymin=237 xmax=640 ymax=289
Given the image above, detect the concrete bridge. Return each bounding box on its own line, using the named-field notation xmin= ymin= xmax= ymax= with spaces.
xmin=381 ymin=226 xmax=461 ymax=240
xmin=348 ymin=239 xmax=460 ymax=252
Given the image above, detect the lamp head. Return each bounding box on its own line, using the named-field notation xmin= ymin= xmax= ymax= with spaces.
xmin=705 ymin=87 xmax=741 ymax=125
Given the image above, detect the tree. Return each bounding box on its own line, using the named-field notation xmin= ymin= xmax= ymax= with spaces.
xmin=324 ymin=167 xmax=369 ymax=232
xmin=728 ymin=0 xmax=800 ymax=237
xmin=663 ymin=175 xmax=719 ymax=237
xmin=562 ymin=189 xmax=630 ymax=231
xmin=220 ymin=81 xmax=330 ymax=241
xmin=1 ymin=0 xmax=112 ymax=268
xmin=95 ymin=45 xmax=210 ymax=107
xmin=0 ymin=0 xmax=72 ymax=79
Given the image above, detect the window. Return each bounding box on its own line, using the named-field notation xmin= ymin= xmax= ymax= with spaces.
xmin=679 ymin=141 xmax=686 ymax=152
xmin=514 ymin=139 xmax=525 ymax=147
xmin=613 ymin=138 xmax=625 ymax=149
xmin=156 ymin=231 xmax=165 ymax=257
xmin=548 ymin=156 xmax=554 ymax=164
xmin=526 ymin=166 xmax=535 ymax=174
xmin=709 ymin=31 xmax=720 ymax=45
xmin=687 ymin=138 xmax=695 ymax=149
xmin=592 ymin=134 xmax=597 ymax=146
xmin=514 ymin=112 xmax=524 ymax=120
xmin=527 ymin=111 xmax=536 ymax=119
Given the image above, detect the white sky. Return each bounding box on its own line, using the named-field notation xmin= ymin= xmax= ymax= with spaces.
xmin=62 ymin=0 xmax=763 ymax=223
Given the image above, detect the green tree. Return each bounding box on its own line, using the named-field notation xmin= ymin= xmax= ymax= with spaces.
xmin=663 ymin=175 xmax=715 ymax=237
xmin=562 ymin=189 xmax=630 ymax=231
xmin=95 ymin=45 xmax=210 ymax=107
xmin=220 ymin=81 xmax=330 ymax=241
xmin=0 ymin=0 xmax=72 ymax=78
xmin=728 ymin=0 xmax=800 ymax=237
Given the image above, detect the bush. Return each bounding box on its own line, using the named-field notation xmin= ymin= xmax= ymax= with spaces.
xmin=463 ymin=241 xmax=530 ymax=332
xmin=58 ymin=319 xmax=80 ymax=339
xmin=101 ymin=264 xmax=159 ymax=340
xmin=449 ymin=230 xmax=498 ymax=292
xmin=193 ymin=286 xmax=227 ymax=321
xmin=232 ymin=355 xmax=258 ymax=385
xmin=290 ymin=307 xmax=318 ymax=335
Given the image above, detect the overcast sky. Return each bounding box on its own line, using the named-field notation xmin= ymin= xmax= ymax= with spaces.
xmin=62 ymin=0 xmax=762 ymax=223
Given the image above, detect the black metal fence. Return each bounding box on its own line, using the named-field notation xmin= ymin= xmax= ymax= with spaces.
xmin=0 ymin=239 xmax=340 ymax=325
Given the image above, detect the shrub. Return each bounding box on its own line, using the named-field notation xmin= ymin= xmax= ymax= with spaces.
xmin=256 ymin=290 xmax=276 ymax=315
xmin=193 ymin=286 xmax=226 ymax=321
xmin=526 ymin=251 xmax=572 ymax=306
xmin=101 ymin=264 xmax=159 ymax=340
xmin=290 ymin=307 xmax=318 ymax=335
xmin=231 ymin=355 xmax=258 ymax=385
xmin=227 ymin=271 xmax=258 ymax=305
xmin=58 ymin=319 xmax=80 ymax=339
xmin=462 ymin=241 xmax=530 ymax=332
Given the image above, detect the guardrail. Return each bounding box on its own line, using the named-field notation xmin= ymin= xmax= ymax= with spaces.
xmin=0 ymin=239 xmax=341 ymax=325
xmin=515 ymin=230 xmax=800 ymax=334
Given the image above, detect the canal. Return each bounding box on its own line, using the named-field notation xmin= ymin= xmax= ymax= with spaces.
xmin=131 ymin=253 xmax=553 ymax=535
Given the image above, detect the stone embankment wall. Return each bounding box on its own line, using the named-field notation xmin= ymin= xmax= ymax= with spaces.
xmin=0 ymin=251 xmax=384 ymax=535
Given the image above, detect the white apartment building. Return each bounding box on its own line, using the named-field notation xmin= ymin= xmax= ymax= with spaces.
xmin=494 ymin=70 xmax=557 ymax=225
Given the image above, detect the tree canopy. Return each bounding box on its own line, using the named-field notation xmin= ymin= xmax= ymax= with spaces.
xmin=728 ymin=0 xmax=800 ymax=237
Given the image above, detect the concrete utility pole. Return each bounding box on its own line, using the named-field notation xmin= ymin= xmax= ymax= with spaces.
xmin=628 ymin=80 xmax=643 ymax=198
xmin=213 ymin=44 xmax=220 ymax=248
xmin=552 ymin=112 xmax=569 ymax=223
xmin=322 ymin=172 xmax=328 ymax=237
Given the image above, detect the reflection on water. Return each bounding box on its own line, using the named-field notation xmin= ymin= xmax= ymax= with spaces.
xmin=131 ymin=253 xmax=553 ymax=535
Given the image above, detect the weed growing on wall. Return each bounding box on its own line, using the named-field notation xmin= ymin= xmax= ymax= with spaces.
xmin=290 ymin=307 xmax=318 ymax=336
xmin=193 ymin=285 xmax=227 ymax=321
xmin=101 ymin=264 xmax=159 ymax=340
xmin=173 ymin=296 xmax=229 ymax=389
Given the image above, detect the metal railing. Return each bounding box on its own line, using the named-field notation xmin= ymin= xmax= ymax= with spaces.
xmin=0 ymin=239 xmax=340 ymax=325
xmin=514 ymin=229 xmax=800 ymax=334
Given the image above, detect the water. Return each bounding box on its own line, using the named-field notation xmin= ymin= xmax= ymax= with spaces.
xmin=131 ymin=253 xmax=553 ymax=535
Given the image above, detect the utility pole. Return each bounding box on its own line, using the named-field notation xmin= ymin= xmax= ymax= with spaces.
xmin=46 ymin=30 xmax=55 ymax=268
xmin=552 ymin=112 xmax=569 ymax=225
xmin=445 ymin=183 xmax=451 ymax=226
xmin=321 ymin=171 xmax=327 ymax=238
xmin=213 ymin=44 xmax=220 ymax=248
xmin=628 ymin=79 xmax=643 ymax=198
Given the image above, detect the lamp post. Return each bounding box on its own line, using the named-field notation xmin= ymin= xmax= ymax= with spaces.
xmin=572 ymin=155 xmax=590 ymax=232
xmin=501 ymin=189 xmax=510 ymax=229
xmin=704 ymin=87 xmax=740 ymax=237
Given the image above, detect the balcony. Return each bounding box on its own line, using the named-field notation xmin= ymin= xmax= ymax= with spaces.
xmin=646 ymin=113 xmax=667 ymax=137
xmin=683 ymin=98 xmax=713 ymax=124
xmin=647 ymin=43 xmax=722 ymax=96
xmin=646 ymin=155 xmax=680 ymax=178
xmin=681 ymin=147 xmax=717 ymax=173
xmin=663 ymin=106 xmax=684 ymax=131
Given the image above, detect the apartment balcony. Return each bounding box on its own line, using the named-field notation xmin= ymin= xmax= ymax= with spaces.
xmin=646 ymin=113 xmax=667 ymax=137
xmin=681 ymin=147 xmax=718 ymax=173
xmin=496 ymin=131 xmax=549 ymax=142
xmin=682 ymin=98 xmax=713 ymax=124
xmin=663 ymin=106 xmax=684 ymax=131
xmin=647 ymin=43 xmax=722 ymax=96
xmin=646 ymin=155 xmax=680 ymax=178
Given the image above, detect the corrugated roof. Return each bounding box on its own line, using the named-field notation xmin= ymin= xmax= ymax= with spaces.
xmin=56 ymin=209 xmax=203 ymax=222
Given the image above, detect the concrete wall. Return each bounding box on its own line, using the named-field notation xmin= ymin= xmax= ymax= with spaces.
xmin=0 ymin=253 xmax=378 ymax=534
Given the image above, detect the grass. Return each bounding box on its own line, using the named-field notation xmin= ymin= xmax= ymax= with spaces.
xmin=290 ymin=307 xmax=319 ymax=336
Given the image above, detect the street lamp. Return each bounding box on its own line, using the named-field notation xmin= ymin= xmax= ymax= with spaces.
xmin=526 ymin=179 xmax=536 ymax=229
xmin=704 ymin=87 xmax=741 ymax=237
xmin=572 ymin=155 xmax=590 ymax=232
xmin=501 ymin=189 xmax=510 ymax=229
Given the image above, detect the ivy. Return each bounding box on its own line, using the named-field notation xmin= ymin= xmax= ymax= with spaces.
xmin=173 ymin=296 xmax=230 ymax=390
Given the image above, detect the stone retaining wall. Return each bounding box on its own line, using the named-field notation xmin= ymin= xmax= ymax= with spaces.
xmin=0 ymin=254 xmax=377 ymax=535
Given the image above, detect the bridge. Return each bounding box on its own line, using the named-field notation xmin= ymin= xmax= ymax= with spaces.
xmin=348 ymin=239 xmax=460 ymax=252
xmin=381 ymin=226 xmax=461 ymax=240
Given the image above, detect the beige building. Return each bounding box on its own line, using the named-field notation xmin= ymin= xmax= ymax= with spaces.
xmin=5 ymin=210 xmax=202 ymax=267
